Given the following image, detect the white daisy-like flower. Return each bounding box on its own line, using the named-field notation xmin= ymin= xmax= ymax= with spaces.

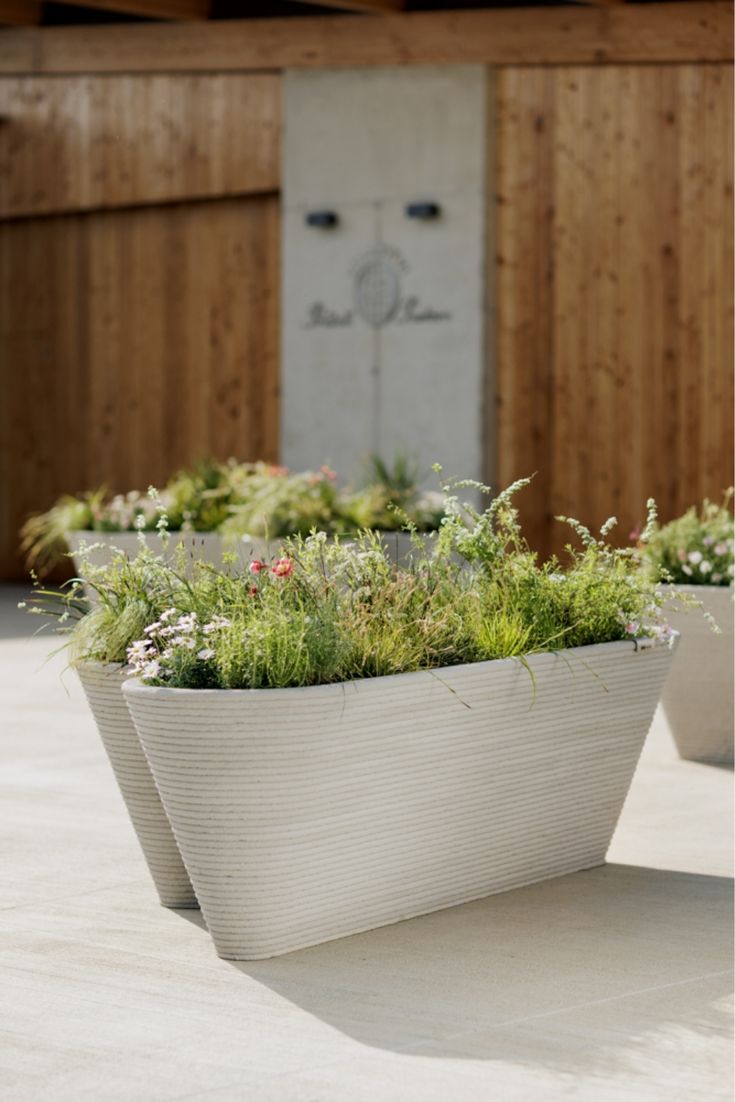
xmin=688 ymin=550 xmax=703 ymax=564
xmin=699 ymin=561 xmax=712 ymax=574
xmin=197 ymin=648 xmax=215 ymax=661
xmin=142 ymin=660 xmax=160 ymax=679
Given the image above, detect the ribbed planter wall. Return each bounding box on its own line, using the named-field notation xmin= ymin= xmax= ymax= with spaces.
xmin=67 ymin=531 xmax=265 ymax=577
xmin=124 ymin=639 xmax=675 ymax=960
xmin=67 ymin=529 xmax=436 ymax=578
xmin=76 ymin=661 xmax=197 ymax=908
xmin=660 ymin=585 xmax=733 ymax=764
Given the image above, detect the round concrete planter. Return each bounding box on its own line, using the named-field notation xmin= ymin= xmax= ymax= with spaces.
xmin=660 ymin=584 xmax=734 ymax=764
xmin=123 ymin=638 xmax=676 ymax=960
xmin=76 ymin=661 xmax=197 ymax=908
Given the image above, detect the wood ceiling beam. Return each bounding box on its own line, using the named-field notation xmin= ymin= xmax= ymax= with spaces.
xmin=0 ymin=2 xmax=730 ymax=73
xmin=0 ymin=0 xmax=40 ymax=25
xmin=44 ymin=0 xmax=210 ymax=19
xmin=288 ymin=0 xmax=403 ymax=12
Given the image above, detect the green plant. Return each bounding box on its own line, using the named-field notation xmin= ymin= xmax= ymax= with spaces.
xmin=123 ymin=480 xmax=677 ymax=692
xmin=20 ymin=491 xmax=101 ymax=577
xmin=339 ymin=453 xmax=445 ymax=533
xmin=221 ymin=464 xmax=344 ymax=540
xmin=640 ymin=493 xmax=734 ymax=586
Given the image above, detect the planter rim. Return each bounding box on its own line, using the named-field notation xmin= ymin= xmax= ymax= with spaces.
xmin=66 ymin=527 xmax=439 ymax=539
xmin=75 ymin=658 xmax=128 ymax=674
xmin=121 ymin=635 xmax=675 ymax=704
xmin=66 ymin=528 xmax=222 ymax=538
xmin=660 ymin=581 xmax=733 ymax=593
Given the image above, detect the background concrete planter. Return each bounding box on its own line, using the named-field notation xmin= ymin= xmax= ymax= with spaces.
xmin=76 ymin=661 xmax=197 ymax=908
xmin=67 ymin=529 xmax=437 ymax=579
xmin=67 ymin=530 xmax=266 ymax=577
xmin=124 ymin=639 xmax=675 ymax=960
xmin=660 ymin=584 xmax=734 ymax=764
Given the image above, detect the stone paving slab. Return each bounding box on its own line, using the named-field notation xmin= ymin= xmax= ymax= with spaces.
xmin=0 ymin=584 xmax=732 ymax=1101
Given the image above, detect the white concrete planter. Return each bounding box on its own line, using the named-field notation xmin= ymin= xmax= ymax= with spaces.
xmin=660 ymin=584 xmax=734 ymax=764
xmin=76 ymin=661 xmax=197 ymax=908
xmin=67 ymin=529 xmax=437 ymax=579
xmin=67 ymin=530 xmax=270 ymax=578
xmin=123 ymin=638 xmax=675 ymax=960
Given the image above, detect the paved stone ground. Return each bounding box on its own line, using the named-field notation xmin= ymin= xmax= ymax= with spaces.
xmin=1 ymin=584 xmax=732 ymax=1102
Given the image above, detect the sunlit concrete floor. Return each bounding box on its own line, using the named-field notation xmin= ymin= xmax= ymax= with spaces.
xmin=0 ymin=584 xmax=732 ymax=1102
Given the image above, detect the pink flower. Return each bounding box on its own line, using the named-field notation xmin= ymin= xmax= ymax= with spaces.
xmin=249 ymin=584 xmax=258 ymax=597
xmin=271 ymin=557 xmax=294 ymax=578
xmin=249 ymin=560 xmax=267 ymax=574
xmin=320 ymin=464 xmax=337 ymax=482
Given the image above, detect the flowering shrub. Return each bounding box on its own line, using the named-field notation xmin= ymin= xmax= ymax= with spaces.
xmin=115 ymin=481 xmax=678 ymax=692
xmin=641 ymin=493 xmax=734 ymax=587
xmin=20 ymin=456 xmax=444 ymax=574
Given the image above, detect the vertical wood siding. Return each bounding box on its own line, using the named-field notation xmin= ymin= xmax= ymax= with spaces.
xmin=0 ymin=195 xmax=279 ymax=579
xmin=496 ymin=63 xmax=733 ymax=558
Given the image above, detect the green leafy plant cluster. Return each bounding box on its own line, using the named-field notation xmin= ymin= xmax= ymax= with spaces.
xmin=641 ymin=492 xmax=734 ymax=587
xmin=31 ymin=479 xmax=678 ymax=692
xmin=20 ymin=456 xmax=444 ymax=574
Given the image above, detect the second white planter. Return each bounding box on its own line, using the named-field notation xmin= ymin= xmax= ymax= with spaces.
xmin=77 ymin=661 xmax=197 ymax=908
xmin=124 ymin=638 xmax=675 ymax=960
xmin=660 ymin=584 xmax=734 ymax=764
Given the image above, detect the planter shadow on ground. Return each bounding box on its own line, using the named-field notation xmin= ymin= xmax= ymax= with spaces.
xmin=177 ymin=862 xmax=733 ymax=1072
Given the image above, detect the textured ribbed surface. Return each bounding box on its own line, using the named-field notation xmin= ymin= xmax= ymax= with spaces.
xmin=67 ymin=531 xmax=272 ymax=577
xmin=660 ymin=585 xmax=734 ymax=764
xmin=124 ymin=639 xmax=676 ymax=959
xmin=77 ymin=662 xmax=197 ymax=908
xmin=68 ymin=530 xmax=431 ymax=575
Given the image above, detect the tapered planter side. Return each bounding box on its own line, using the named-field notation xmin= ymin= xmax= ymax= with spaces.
xmin=124 ymin=639 xmax=675 ymax=960
xmin=77 ymin=662 xmax=197 ymax=908
xmin=660 ymin=585 xmax=734 ymax=764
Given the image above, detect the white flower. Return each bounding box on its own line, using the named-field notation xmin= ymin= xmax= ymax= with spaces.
xmin=160 ymin=608 xmax=177 ymax=622
xmin=144 ymin=622 xmax=161 ymax=635
xmin=712 ymin=573 xmax=723 ymax=583
xmin=688 ymin=550 xmax=703 ymax=564
xmin=699 ymin=561 xmax=712 ymax=574
xmin=127 ymin=640 xmax=152 ymax=662
xmin=714 ymin=543 xmax=728 ymax=556
xmin=142 ymin=660 xmax=160 ymax=679
xmin=203 ymin=616 xmax=231 ymax=634
xmin=681 ymin=564 xmax=693 ymax=576
xmin=197 ymin=648 xmax=215 ymax=661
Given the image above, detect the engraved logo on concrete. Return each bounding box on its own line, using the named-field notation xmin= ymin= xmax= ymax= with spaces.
xmin=352 ymin=249 xmax=404 ymax=330
xmin=302 ymin=244 xmax=452 ymax=330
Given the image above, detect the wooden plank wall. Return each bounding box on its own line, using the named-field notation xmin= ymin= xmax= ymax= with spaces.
xmin=0 ymin=74 xmax=280 ymax=580
xmin=0 ymin=74 xmax=280 ymax=217
xmin=495 ymin=63 xmax=734 ymax=559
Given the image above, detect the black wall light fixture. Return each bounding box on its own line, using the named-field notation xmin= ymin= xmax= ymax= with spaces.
xmin=405 ymin=201 xmax=441 ymax=221
xmin=305 ymin=210 xmax=339 ymax=229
